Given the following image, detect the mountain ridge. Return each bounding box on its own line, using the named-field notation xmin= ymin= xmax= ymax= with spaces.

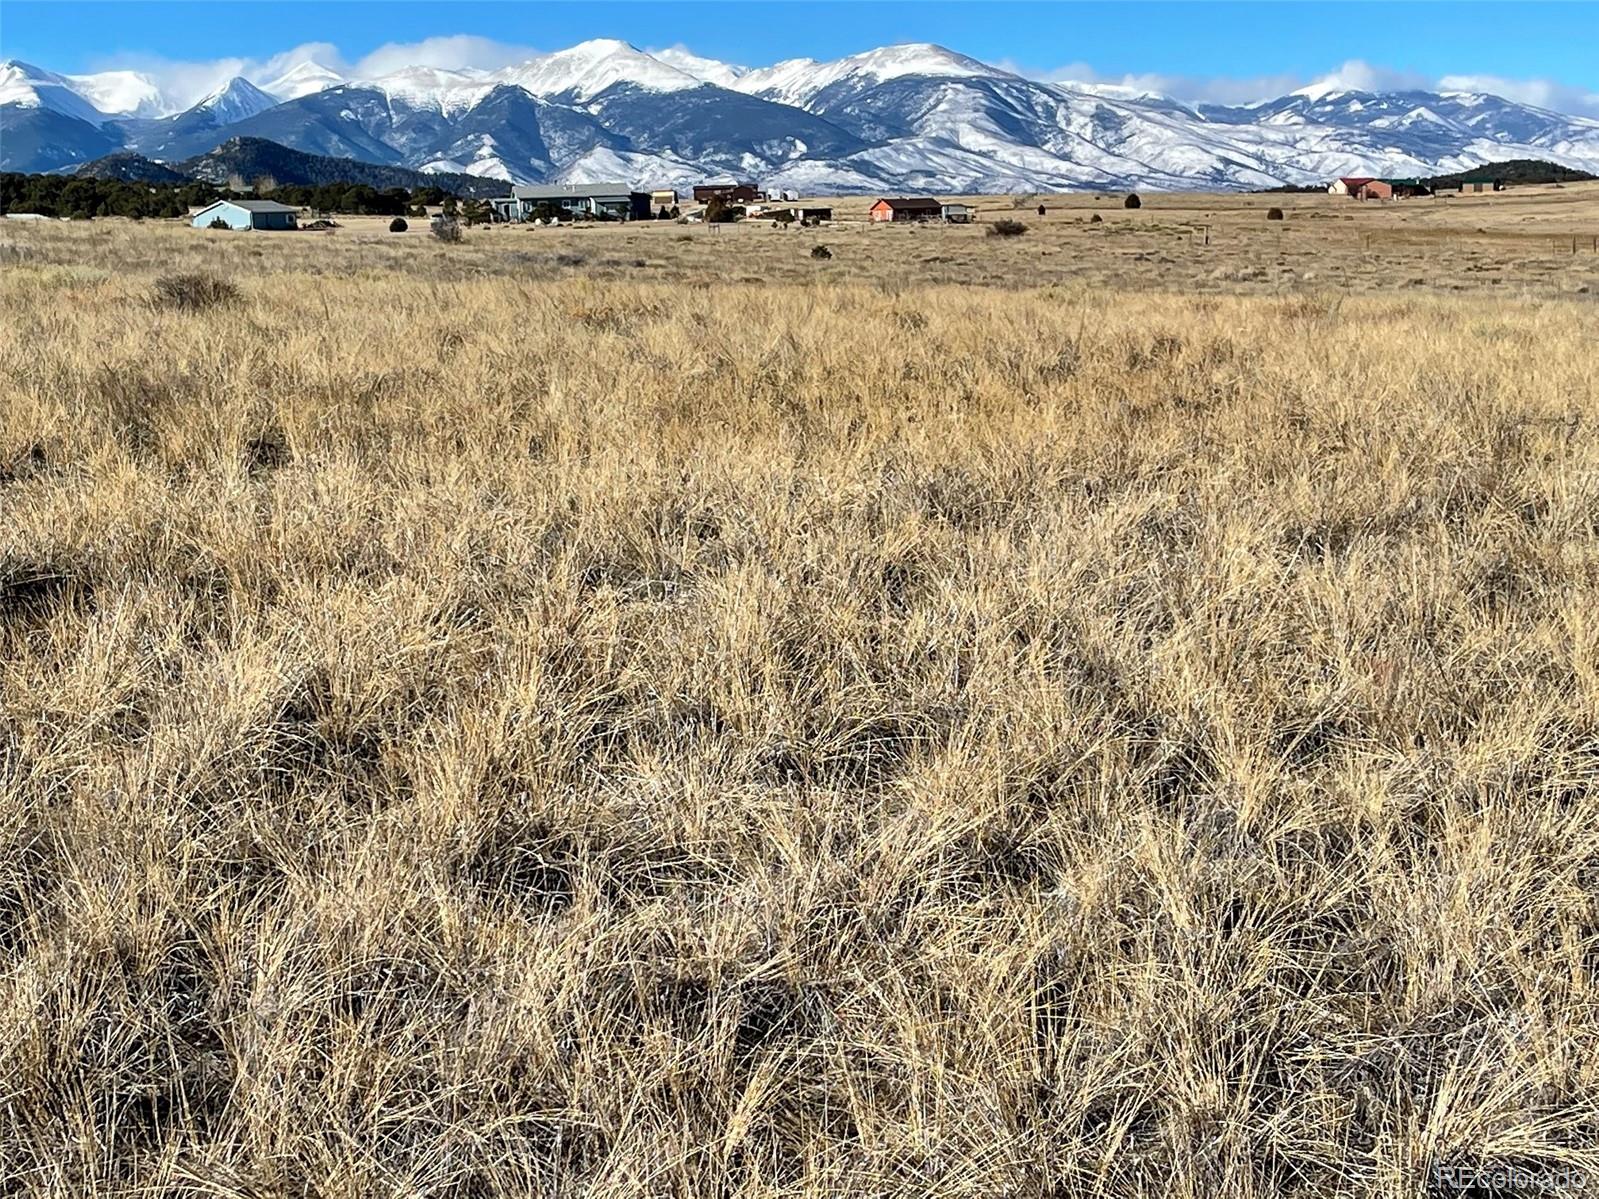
xmin=5 ymin=42 xmax=1599 ymax=191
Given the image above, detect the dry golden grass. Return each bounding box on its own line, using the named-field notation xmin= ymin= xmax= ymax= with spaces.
xmin=2 ymin=211 xmax=1599 ymax=1197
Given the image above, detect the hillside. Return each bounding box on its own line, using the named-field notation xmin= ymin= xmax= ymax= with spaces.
xmin=1422 ymin=157 xmax=1599 ymax=188
xmin=179 ymin=137 xmax=510 ymax=197
xmin=74 ymin=150 xmax=188 ymax=184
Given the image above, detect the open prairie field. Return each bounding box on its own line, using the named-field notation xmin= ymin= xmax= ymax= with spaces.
xmin=7 ymin=180 xmax=1599 ymax=297
xmin=2 ymin=192 xmax=1599 ymax=1197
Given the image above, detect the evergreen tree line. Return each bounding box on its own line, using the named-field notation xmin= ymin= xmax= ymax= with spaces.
xmin=0 ymin=174 xmax=473 ymax=221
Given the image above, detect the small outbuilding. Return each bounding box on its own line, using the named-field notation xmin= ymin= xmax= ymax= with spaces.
xmin=941 ymin=203 xmax=972 ymax=223
xmin=191 ymin=199 xmax=299 ymax=230
xmin=870 ymin=197 xmax=942 ymax=223
xmin=1456 ymin=174 xmax=1505 ymax=193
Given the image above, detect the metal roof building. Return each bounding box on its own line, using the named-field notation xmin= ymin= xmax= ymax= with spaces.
xmin=191 ymin=199 xmax=300 ymax=230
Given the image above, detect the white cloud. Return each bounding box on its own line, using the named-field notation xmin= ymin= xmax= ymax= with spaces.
xmin=351 ymin=35 xmax=537 ymax=78
xmin=1435 ymin=72 xmax=1599 ymax=116
xmin=86 ymin=41 xmax=347 ymax=109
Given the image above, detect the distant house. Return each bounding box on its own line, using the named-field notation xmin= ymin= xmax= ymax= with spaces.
xmin=941 ymin=202 xmax=973 ymax=223
xmin=1457 ymin=174 xmax=1505 ymax=193
xmin=693 ymin=182 xmax=760 ymax=204
xmin=1328 ymin=177 xmax=1393 ymax=200
xmin=490 ymin=184 xmax=652 ymax=223
xmin=870 ymin=197 xmax=943 ymax=222
xmin=191 ymin=199 xmax=299 ymax=230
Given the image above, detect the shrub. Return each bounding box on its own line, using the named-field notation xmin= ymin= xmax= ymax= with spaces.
xmin=988 ymin=219 xmax=1027 ymax=238
xmin=1124 ymin=193 xmax=1142 ymax=209
xmin=705 ymin=196 xmax=743 ymax=224
xmin=389 ymin=217 xmax=408 ymax=233
xmin=207 ymin=217 xmax=230 ymax=230
xmin=1037 ymin=204 xmax=1047 ymax=217
xmin=1089 ymin=213 xmax=1103 ymax=223
xmin=431 ymin=216 xmax=462 ymax=244
xmin=1267 ymin=207 xmax=1285 ymax=221
xmin=152 ymin=273 xmax=241 ymax=312
xmin=810 ymin=245 xmax=832 ymax=260
xmin=772 ymin=209 xmax=795 ymax=226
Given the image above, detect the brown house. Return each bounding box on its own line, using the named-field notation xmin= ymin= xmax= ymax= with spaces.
xmin=693 ymin=183 xmax=760 ymax=204
xmin=869 ymin=196 xmax=942 ymax=222
xmin=1329 ymin=176 xmax=1394 ymax=200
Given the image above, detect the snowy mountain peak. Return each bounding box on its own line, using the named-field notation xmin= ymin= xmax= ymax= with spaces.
xmin=734 ymin=41 xmax=1010 ymax=109
xmin=259 ymin=59 xmax=346 ymax=102
xmin=1290 ymin=80 xmax=1356 ymax=102
xmin=494 ymin=40 xmax=702 ymax=100
xmin=649 ymin=46 xmax=748 ymax=88
xmin=6 ymin=39 xmax=1599 ymax=193
xmin=194 ymin=75 xmax=277 ymax=123
xmin=1 ymin=59 xmax=168 ymax=121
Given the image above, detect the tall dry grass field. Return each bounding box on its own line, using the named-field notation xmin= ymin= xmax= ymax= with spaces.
xmin=2 ymin=218 xmax=1599 ymax=1197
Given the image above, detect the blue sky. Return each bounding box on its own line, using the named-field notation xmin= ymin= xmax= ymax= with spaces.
xmin=4 ymin=1 xmax=1597 ymax=112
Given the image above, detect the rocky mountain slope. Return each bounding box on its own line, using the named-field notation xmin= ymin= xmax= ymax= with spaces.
xmin=5 ymin=42 xmax=1598 ymax=191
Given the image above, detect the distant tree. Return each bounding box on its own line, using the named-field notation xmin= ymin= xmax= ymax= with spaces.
xmin=208 ymin=216 xmax=230 ymax=229
xmin=389 ymin=217 xmax=408 ymax=232
xmin=669 ymin=205 xmax=680 ymax=219
xmin=462 ymin=198 xmax=491 ymax=226
xmin=1124 ymin=192 xmax=1142 ymax=209
xmin=441 ymin=194 xmax=459 ymax=218
xmin=1037 ymin=204 xmax=1046 ymax=216
xmin=705 ymin=195 xmax=741 ymax=224
xmin=657 ymin=206 xmax=672 ymax=220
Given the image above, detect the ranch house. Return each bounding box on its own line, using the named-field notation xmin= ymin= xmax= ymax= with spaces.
xmin=190 ymin=199 xmax=300 ymax=230
xmin=1328 ymin=177 xmax=1394 ymax=200
xmin=489 ymin=184 xmax=652 ymax=222
xmin=870 ymin=197 xmax=943 ymax=222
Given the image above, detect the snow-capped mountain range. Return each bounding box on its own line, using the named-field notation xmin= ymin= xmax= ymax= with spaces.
xmin=5 ymin=41 xmax=1599 ymax=191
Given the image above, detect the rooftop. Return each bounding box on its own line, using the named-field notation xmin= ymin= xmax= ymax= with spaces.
xmin=510 ymin=183 xmax=633 ymax=200
xmin=213 ymin=199 xmax=300 ymax=213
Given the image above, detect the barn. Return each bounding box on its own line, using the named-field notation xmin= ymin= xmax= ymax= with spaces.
xmin=191 ymin=199 xmax=299 ymax=230
xmin=870 ymin=197 xmax=942 ymax=223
